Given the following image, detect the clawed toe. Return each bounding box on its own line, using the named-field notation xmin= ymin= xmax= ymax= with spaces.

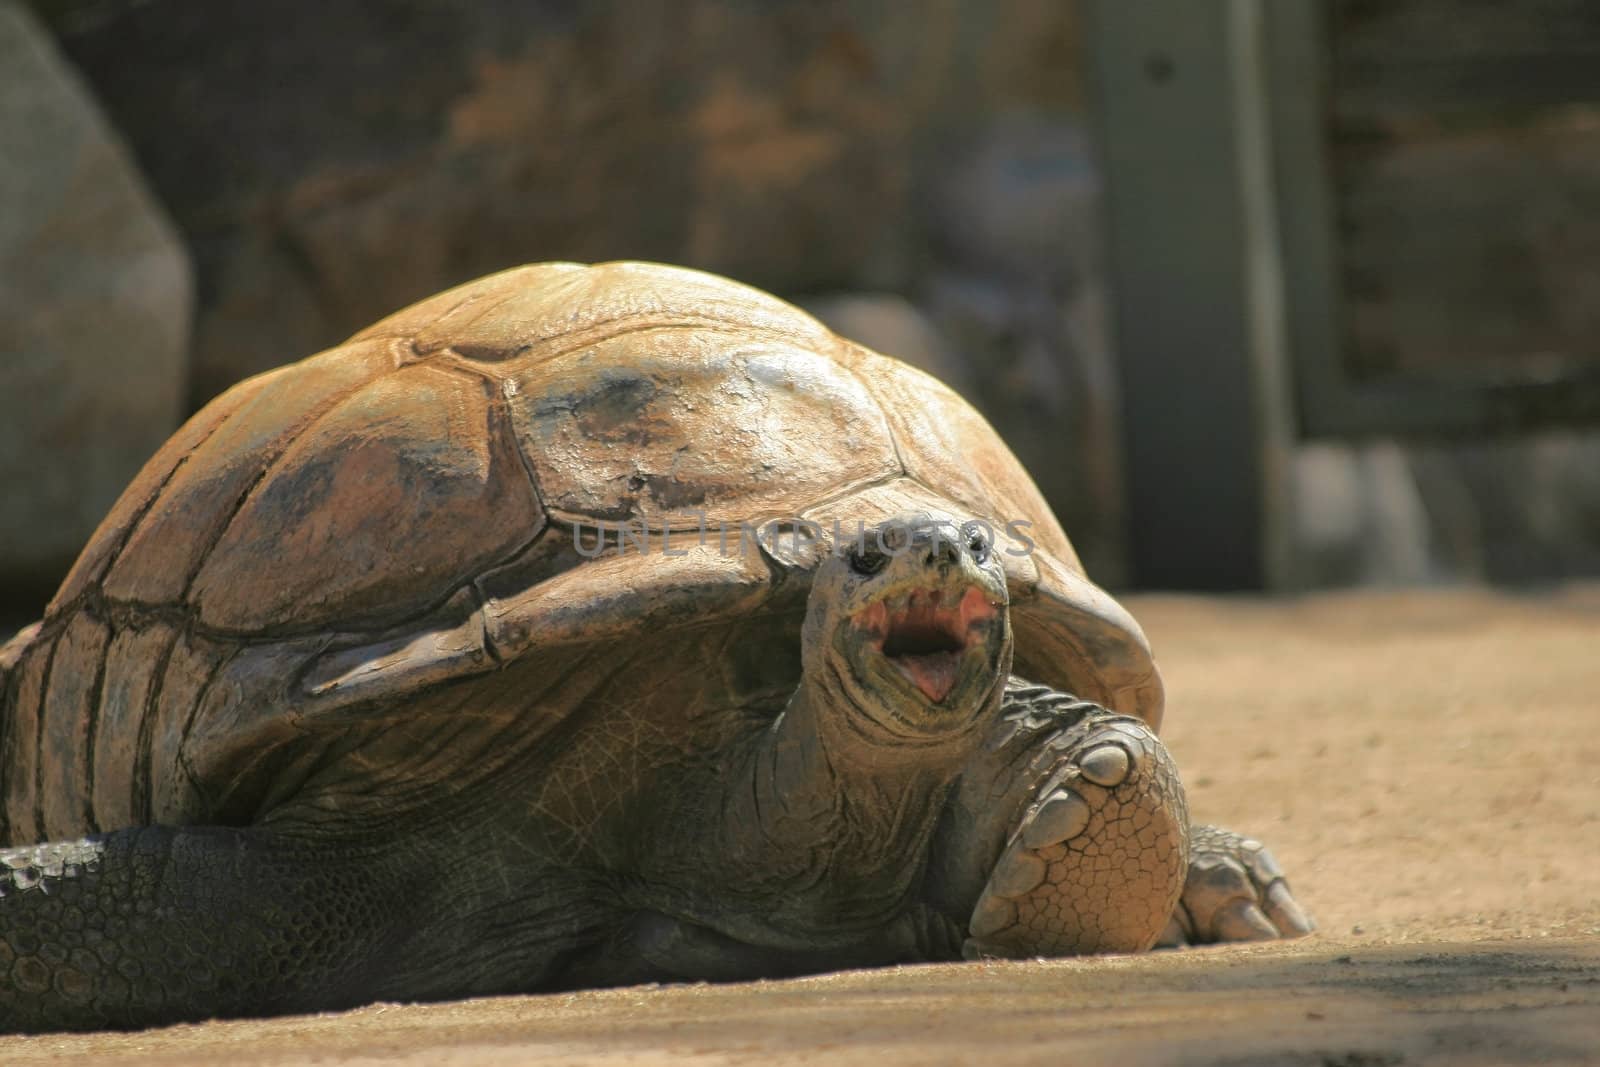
xmin=1021 ymin=789 xmax=1091 ymax=849
xmin=1264 ymin=879 xmax=1314 ymax=936
xmin=1077 ymin=744 xmax=1130 ymax=788
xmin=1213 ymin=898 xmax=1278 ymax=941
xmin=1163 ymin=827 xmax=1314 ymax=946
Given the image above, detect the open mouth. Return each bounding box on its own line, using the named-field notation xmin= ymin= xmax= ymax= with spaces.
xmin=852 ymin=586 xmax=998 ymax=703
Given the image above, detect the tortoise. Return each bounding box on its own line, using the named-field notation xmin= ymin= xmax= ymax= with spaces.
xmin=0 ymin=261 xmax=1310 ymax=1032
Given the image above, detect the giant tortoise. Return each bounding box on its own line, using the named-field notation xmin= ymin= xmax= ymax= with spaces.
xmin=0 ymin=262 xmax=1309 ymax=1031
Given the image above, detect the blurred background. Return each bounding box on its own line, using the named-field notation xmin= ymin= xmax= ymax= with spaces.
xmin=5 ymin=0 xmax=1600 ymax=616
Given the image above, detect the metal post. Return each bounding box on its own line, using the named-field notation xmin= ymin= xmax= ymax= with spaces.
xmin=1086 ymin=0 xmax=1294 ymax=590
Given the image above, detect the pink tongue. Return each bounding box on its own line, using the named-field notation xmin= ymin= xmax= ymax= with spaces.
xmin=894 ymin=651 xmax=962 ymax=703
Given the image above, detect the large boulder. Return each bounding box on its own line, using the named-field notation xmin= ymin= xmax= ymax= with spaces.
xmin=0 ymin=0 xmax=192 ymax=615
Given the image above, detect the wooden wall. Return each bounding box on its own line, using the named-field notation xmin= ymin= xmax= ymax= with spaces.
xmin=1327 ymin=0 xmax=1600 ymax=387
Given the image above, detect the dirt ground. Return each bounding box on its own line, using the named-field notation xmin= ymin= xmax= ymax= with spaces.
xmin=3 ymin=585 xmax=1597 ymax=1065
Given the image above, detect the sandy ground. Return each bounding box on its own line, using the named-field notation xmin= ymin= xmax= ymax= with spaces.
xmin=3 ymin=585 xmax=1598 ymax=1064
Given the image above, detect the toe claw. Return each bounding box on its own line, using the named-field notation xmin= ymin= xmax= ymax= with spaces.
xmin=1264 ymin=880 xmax=1315 ymax=937
xmin=1243 ymin=843 xmax=1285 ymax=886
xmin=1213 ymin=899 xmax=1279 ymax=942
xmin=989 ymin=851 xmax=1047 ymax=897
xmin=1169 ymin=825 xmax=1313 ymax=945
xmin=1077 ymin=744 xmax=1132 ymax=787
xmin=1020 ymin=789 xmax=1090 ymax=849
xmin=970 ymin=894 xmax=1016 ymax=938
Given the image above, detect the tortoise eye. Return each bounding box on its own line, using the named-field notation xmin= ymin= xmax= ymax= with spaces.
xmin=967 ymin=531 xmax=990 ymax=564
xmin=848 ymin=546 xmax=888 ymax=576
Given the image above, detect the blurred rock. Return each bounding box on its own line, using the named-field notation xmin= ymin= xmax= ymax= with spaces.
xmin=0 ymin=0 xmax=191 ymax=611
xmin=802 ymin=293 xmax=976 ymax=397
xmin=1408 ymin=433 xmax=1600 ymax=583
xmin=926 ymin=116 xmax=1102 ymax=290
xmin=1288 ymin=432 xmax=1600 ymax=588
xmin=1289 ymin=443 xmax=1440 ymax=587
xmin=917 ymin=116 xmax=1126 ymax=584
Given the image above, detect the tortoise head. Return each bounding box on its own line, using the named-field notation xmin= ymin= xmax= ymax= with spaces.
xmin=801 ymin=514 xmax=1012 ymax=749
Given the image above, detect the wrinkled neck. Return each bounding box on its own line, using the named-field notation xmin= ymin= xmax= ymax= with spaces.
xmin=737 ymin=655 xmax=1003 ymax=866
xmin=708 ymin=682 xmax=961 ymax=942
xmin=666 ymin=643 xmax=1006 ymax=951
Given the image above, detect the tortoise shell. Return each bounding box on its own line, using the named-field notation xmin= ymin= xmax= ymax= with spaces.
xmin=3 ymin=262 xmax=1159 ymax=842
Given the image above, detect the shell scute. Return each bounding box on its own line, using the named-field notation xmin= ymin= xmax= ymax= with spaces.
xmin=48 ymin=369 xmax=276 ymax=618
xmin=37 ymin=612 xmax=109 ymax=839
xmin=147 ymin=633 xmax=226 ymax=824
xmin=838 ymin=341 xmax=1081 ymax=574
xmin=504 ymin=329 xmax=899 ymax=525
xmin=2 ymin=629 xmax=54 ymax=838
xmin=189 ymin=363 xmax=544 ymax=634
xmin=353 ymin=263 xmax=589 ymax=351
xmin=100 ymin=340 xmax=398 ymax=610
xmin=90 ymin=622 xmax=176 ymax=830
xmin=364 ymin=261 xmax=833 ymax=368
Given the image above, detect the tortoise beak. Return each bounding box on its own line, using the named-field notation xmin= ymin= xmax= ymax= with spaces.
xmin=852 ymin=586 xmax=999 ymax=702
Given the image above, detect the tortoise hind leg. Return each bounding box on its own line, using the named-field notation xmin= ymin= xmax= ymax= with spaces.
xmin=1 ymin=826 xmax=415 ymax=1031
xmin=1157 ymin=824 xmax=1315 ymax=946
xmin=1 ymin=823 xmax=611 ymax=1033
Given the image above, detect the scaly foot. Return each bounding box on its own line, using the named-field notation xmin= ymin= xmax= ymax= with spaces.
xmin=1157 ymin=825 xmax=1314 ymax=945
xmin=964 ymin=707 xmax=1189 ymax=958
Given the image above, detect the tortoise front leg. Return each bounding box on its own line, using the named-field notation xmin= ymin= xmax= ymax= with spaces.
xmin=930 ymin=683 xmax=1312 ymax=958
xmin=928 ymin=683 xmax=1190 ymax=958
xmin=963 ymin=705 xmax=1190 ymax=957
xmin=0 ymin=826 xmax=410 ymax=1032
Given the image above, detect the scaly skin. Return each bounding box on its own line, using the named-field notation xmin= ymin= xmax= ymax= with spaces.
xmin=0 ymin=517 xmax=1310 ymax=1033
xmin=0 ymin=829 xmax=404 ymax=1030
xmin=556 ymin=517 xmax=1014 ymax=981
xmin=0 ymin=803 xmax=636 ymax=1033
xmin=0 ymin=518 xmax=1016 ymax=1030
